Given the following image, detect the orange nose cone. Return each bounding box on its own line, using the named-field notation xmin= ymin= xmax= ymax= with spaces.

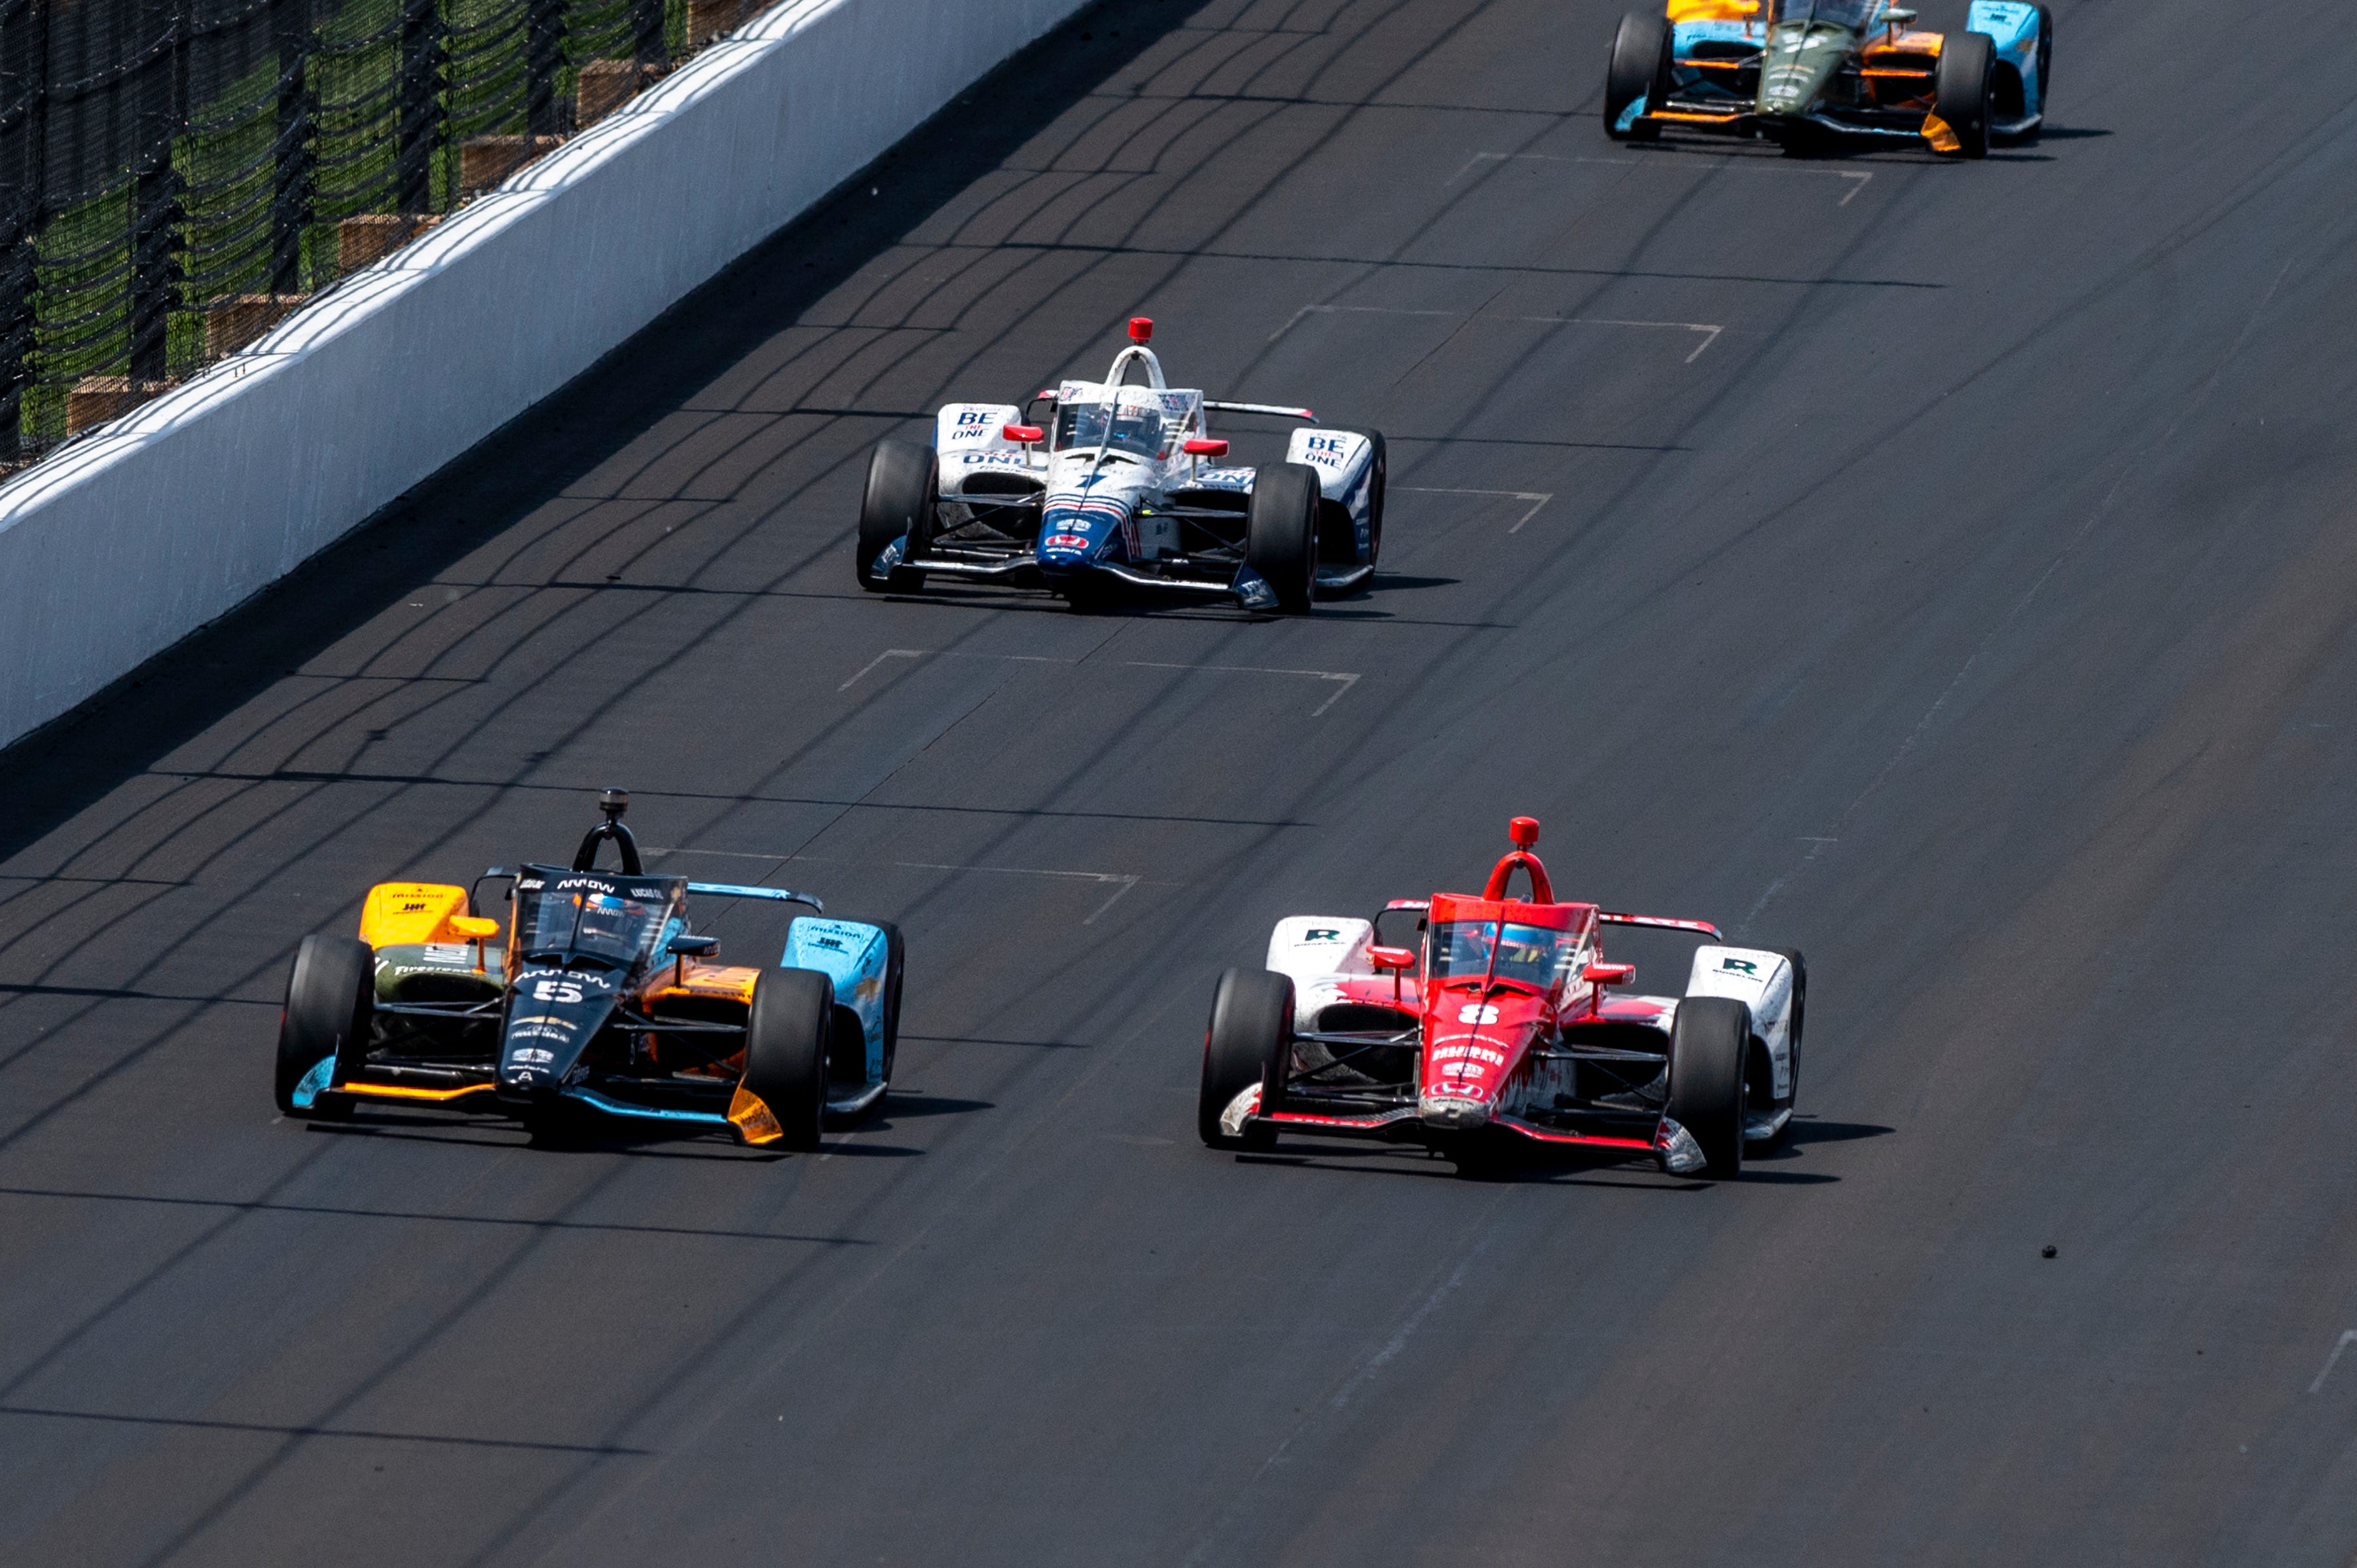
xmin=1509 ymin=816 xmax=1541 ymax=848
xmin=1128 ymin=316 xmax=1154 ymax=342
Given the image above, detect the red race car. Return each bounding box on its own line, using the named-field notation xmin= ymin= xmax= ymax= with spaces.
xmin=1197 ymin=818 xmax=1804 ymax=1178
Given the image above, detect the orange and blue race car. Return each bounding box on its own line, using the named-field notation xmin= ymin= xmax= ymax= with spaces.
xmin=1606 ymin=0 xmax=2052 ymax=158
xmin=271 ymin=791 xmax=904 ymax=1150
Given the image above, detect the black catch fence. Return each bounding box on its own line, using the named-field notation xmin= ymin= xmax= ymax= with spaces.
xmin=0 ymin=0 xmax=765 ymax=455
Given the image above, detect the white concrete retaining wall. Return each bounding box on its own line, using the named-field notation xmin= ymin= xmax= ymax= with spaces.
xmin=0 ymin=0 xmax=1089 ymax=748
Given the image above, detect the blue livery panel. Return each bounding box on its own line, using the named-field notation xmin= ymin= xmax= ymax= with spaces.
xmin=784 ymin=918 xmax=892 ymax=1080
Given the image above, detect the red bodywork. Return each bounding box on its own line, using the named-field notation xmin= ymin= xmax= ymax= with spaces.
xmin=1254 ymin=818 xmax=1721 ymax=1160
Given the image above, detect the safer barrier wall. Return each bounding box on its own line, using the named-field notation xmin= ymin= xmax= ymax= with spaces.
xmin=0 ymin=0 xmax=1090 ymax=749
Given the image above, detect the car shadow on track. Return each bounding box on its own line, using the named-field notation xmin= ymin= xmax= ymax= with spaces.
xmin=1761 ymin=1117 xmax=1893 ymax=1151
xmin=1239 ymin=1148 xmax=1710 ymax=1190
xmin=866 ymin=1093 xmax=992 ymax=1123
xmin=1234 ymin=1116 xmax=1893 ymax=1186
xmin=303 ymin=1114 xmax=922 ymax=1161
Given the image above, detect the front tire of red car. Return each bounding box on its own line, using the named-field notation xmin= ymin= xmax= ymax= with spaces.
xmin=1200 ymin=968 xmax=1288 ymax=1151
xmin=1668 ymin=996 xmax=1749 ymax=1178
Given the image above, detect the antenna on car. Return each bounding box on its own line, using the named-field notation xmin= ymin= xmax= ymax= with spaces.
xmin=574 ymin=788 xmax=644 ymax=875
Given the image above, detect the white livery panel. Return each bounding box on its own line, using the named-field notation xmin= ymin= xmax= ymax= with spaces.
xmin=1264 ymin=915 xmax=1374 ymax=989
xmin=1285 ymin=427 xmax=1374 ymax=511
xmin=1687 ymin=944 xmax=1795 ymax=1098
xmin=935 ymin=403 xmax=1018 ymax=450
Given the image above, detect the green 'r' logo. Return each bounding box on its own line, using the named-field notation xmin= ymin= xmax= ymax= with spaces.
xmin=1719 ymin=957 xmax=1759 ymax=976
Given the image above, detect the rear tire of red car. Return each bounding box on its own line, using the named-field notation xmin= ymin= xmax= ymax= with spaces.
xmin=1668 ymin=996 xmax=1748 ymax=1178
xmin=744 ymin=967 xmax=835 ymax=1152
xmin=274 ymin=934 xmax=371 ymax=1118
xmin=856 ymin=439 xmax=935 ymax=593
xmin=1604 ymin=11 xmax=1668 ymax=142
xmin=1246 ymin=462 xmax=1321 ymax=613
xmin=1934 ymin=31 xmax=1994 ymax=159
xmin=1200 ymin=967 xmax=1287 ymax=1151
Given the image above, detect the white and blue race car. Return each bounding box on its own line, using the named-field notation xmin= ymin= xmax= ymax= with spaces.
xmin=853 ymin=318 xmax=1387 ymax=613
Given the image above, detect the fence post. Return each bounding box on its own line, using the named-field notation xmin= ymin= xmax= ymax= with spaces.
xmin=396 ymin=0 xmax=443 ymax=213
xmin=526 ymin=0 xmax=564 ymax=134
xmin=0 ymin=0 xmax=48 ymax=450
xmin=270 ymin=0 xmax=312 ymax=294
xmin=632 ymin=0 xmax=665 ymax=64
xmin=128 ymin=0 xmax=187 ymax=382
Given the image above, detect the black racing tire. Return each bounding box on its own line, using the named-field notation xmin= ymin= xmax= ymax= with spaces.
xmin=1246 ymin=462 xmax=1320 ymax=613
xmin=1934 ymin=30 xmax=1994 ymax=159
xmin=1605 ymin=11 xmax=1669 ymax=142
xmin=1336 ymin=427 xmax=1387 ymax=566
xmin=1668 ymin=996 xmax=1749 ymax=1178
xmin=744 ymin=967 xmax=834 ymax=1152
xmin=274 ymin=934 xmax=372 ymax=1118
xmin=1199 ymin=968 xmax=1288 ymax=1151
xmin=855 ymin=439 xmax=936 ymax=593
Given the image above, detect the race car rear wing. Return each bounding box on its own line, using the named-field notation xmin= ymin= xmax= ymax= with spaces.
xmin=688 ymin=881 xmax=825 ymax=913
xmin=1381 ymin=900 xmax=1721 ymax=941
xmin=1599 ymin=911 xmax=1723 ymax=940
xmin=1205 ymin=400 xmax=1316 ymax=422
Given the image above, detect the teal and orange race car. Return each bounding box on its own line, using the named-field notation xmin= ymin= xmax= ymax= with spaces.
xmin=270 ymin=791 xmax=904 ymax=1150
xmin=1606 ymin=0 xmax=2052 ymax=158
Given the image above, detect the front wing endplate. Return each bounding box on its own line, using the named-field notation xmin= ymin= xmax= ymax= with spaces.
xmin=729 ymin=1084 xmax=784 ymax=1146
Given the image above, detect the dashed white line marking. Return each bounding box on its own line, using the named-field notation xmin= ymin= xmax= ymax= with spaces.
xmin=1453 ymin=149 xmax=1871 ymax=204
xmin=1447 ymin=150 xmax=1634 ymax=183
xmin=1124 ymin=661 xmax=1361 ymax=716
xmin=2308 ymin=1330 xmax=2356 ymax=1394
xmin=1398 ymin=485 xmax=1553 ymax=532
xmin=842 ymin=648 xmax=1081 ymax=691
xmin=839 ymin=648 xmax=923 ymax=690
xmin=1273 ymin=303 xmax=1725 ymax=362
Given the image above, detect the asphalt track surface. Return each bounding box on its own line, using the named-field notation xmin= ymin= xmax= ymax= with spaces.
xmin=7 ymin=0 xmax=2357 ymax=1561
